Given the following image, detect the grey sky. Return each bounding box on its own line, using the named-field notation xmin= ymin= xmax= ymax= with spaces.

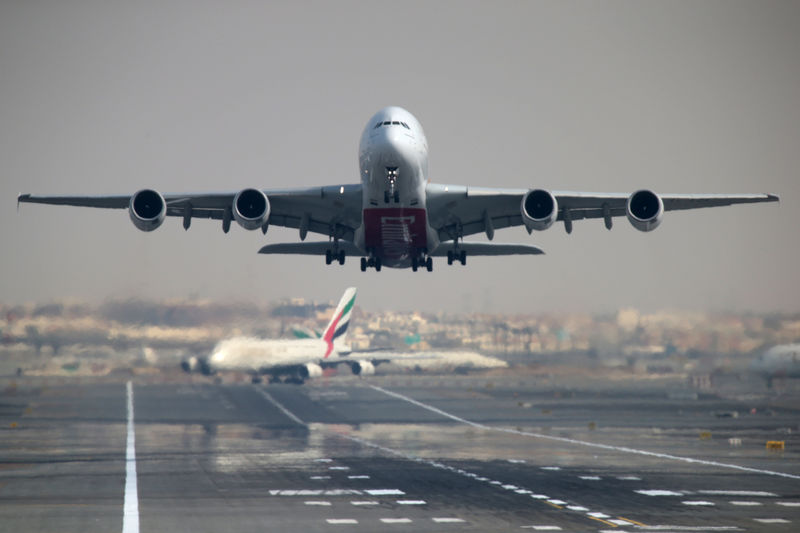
xmin=1 ymin=1 xmax=798 ymax=314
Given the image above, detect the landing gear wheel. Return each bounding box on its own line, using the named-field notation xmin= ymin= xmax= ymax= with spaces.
xmin=360 ymin=257 xmax=367 ymax=272
xmin=447 ymin=251 xmax=454 ymax=265
xmin=393 ymin=191 xmax=400 ymax=203
xmin=384 ymin=191 xmax=390 ymax=203
xmin=375 ymin=257 xmax=382 ymax=272
xmin=426 ymin=256 xmax=433 ymax=272
xmin=325 ymin=249 xmax=332 ymax=265
xmin=460 ymin=250 xmax=467 ymax=266
xmin=338 ymin=250 xmax=345 ymax=265
xmin=411 ymin=257 xmax=418 ymax=272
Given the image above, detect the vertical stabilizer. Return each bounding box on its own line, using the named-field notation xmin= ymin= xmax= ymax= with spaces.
xmin=322 ymin=287 xmax=357 ymax=358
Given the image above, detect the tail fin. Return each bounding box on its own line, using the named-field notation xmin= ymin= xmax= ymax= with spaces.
xmin=322 ymin=287 xmax=357 ymax=357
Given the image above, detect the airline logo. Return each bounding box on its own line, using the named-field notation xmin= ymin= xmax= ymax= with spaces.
xmin=322 ymin=288 xmax=357 ymax=359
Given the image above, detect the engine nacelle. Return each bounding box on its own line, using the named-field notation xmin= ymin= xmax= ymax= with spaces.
xmin=351 ymin=360 xmax=375 ymax=376
xmin=180 ymin=356 xmax=199 ymax=373
xmin=300 ymin=362 xmax=323 ymax=379
xmin=233 ymin=188 xmax=270 ymax=230
xmin=129 ymin=189 xmax=166 ymax=232
xmin=521 ymin=189 xmax=558 ymax=231
xmin=626 ymin=189 xmax=664 ymax=232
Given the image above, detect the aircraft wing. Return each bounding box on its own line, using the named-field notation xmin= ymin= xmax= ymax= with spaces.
xmin=18 ymin=184 xmax=363 ymax=240
xmin=425 ymin=184 xmax=779 ymax=240
xmin=258 ymin=241 xmax=364 ymax=256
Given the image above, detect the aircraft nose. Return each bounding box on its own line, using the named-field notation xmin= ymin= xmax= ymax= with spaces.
xmin=374 ymin=128 xmax=417 ymax=165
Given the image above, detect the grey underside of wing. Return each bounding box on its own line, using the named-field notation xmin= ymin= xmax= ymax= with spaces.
xmin=426 ymin=184 xmax=779 ymax=241
xmin=430 ymin=242 xmax=544 ymax=256
xmin=258 ymin=241 xmax=364 ymax=256
xmin=19 ymin=185 xmax=364 ymax=240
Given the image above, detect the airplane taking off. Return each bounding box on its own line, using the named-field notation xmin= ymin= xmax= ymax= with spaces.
xmin=18 ymin=107 xmax=779 ymax=271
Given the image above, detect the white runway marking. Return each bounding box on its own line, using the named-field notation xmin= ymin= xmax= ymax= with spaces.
xmin=380 ymin=518 xmax=412 ymax=523
xmin=305 ymin=501 xmax=332 ymax=506
xmin=636 ymin=489 xmax=684 ymax=496
xmin=566 ymin=505 xmax=589 ymax=511
xmin=397 ymin=500 xmax=426 ymax=505
xmin=252 ymin=387 xmax=306 ymax=425
xmin=329 ymin=466 xmax=350 ymax=471
xmin=729 ymin=501 xmax=762 ymax=506
xmin=682 ymin=501 xmax=715 ymax=506
xmin=698 ymin=490 xmax=777 ymax=497
xmin=433 ymin=517 xmax=465 ymax=523
xmin=326 ymin=518 xmax=358 ymax=524
xmin=777 ymin=502 xmax=800 ymax=507
xmin=123 ymin=381 xmax=139 ymax=533
xmin=588 ymin=512 xmax=611 ymax=518
xmin=368 ymin=384 xmax=800 ymax=480
xmin=580 ymin=475 xmax=601 ymax=480
xmin=753 ymin=518 xmax=790 ymax=524
xmin=530 ymin=494 xmax=550 ymax=499
xmin=311 ymin=476 xmax=331 ymax=480
xmin=348 ymin=475 xmax=370 ymax=479
xmin=541 ymin=466 xmax=561 ymax=471
xmin=547 ymin=499 xmax=567 ymax=505
xmin=365 ymin=489 xmax=405 ymax=496
xmin=350 ymin=501 xmax=379 ymax=506
xmin=522 ymin=526 xmax=562 ymax=531
xmin=618 ymin=476 xmax=641 ymax=481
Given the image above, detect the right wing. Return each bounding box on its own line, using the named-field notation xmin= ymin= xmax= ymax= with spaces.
xmin=18 ymin=185 xmax=363 ymax=240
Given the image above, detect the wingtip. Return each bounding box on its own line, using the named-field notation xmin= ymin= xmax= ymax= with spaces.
xmin=767 ymin=193 xmax=780 ymax=202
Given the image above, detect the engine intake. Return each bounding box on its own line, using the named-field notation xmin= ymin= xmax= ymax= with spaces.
xmin=129 ymin=189 xmax=166 ymax=231
xmin=626 ymin=189 xmax=663 ymax=232
xmin=300 ymin=362 xmax=323 ymax=379
xmin=233 ymin=188 xmax=270 ymax=230
xmin=351 ymin=360 xmax=375 ymax=376
xmin=521 ymin=189 xmax=558 ymax=231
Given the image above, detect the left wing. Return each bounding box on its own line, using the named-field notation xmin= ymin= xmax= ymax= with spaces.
xmin=425 ymin=184 xmax=779 ymax=240
xmin=18 ymin=184 xmax=363 ymax=239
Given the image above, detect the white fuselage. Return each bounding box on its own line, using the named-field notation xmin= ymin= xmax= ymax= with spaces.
xmin=208 ymin=337 xmax=342 ymax=373
xmin=354 ymin=107 xmax=440 ymax=268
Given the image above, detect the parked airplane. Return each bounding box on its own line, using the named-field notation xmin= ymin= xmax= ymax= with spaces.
xmin=749 ymin=343 xmax=800 ymax=388
xmin=18 ymin=107 xmax=778 ymax=271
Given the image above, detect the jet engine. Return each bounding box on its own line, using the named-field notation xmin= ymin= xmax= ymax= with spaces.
xmin=300 ymin=362 xmax=323 ymax=379
xmin=351 ymin=360 xmax=375 ymax=376
xmin=521 ymin=189 xmax=558 ymax=231
xmin=626 ymin=189 xmax=663 ymax=232
xmin=233 ymin=188 xmax=270 ymax=230
xmin=180 ymin=356 xmax=199 ymax=373
xmin=129 ymin=189 xmax=166 ymax=231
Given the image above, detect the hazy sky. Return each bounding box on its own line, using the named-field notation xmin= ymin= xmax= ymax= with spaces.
xmin=1 ymin=1 xmax=798 ymax=314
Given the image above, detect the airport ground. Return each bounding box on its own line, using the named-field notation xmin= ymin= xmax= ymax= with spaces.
xmin=1 ymin=365 xmax=799 ymax=533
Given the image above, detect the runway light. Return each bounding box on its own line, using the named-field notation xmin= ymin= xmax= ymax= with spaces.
xmin=699 ymin=431 xmax=712 ymax=440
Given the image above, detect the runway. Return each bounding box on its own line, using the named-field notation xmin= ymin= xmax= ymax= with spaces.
xmin=1 ymin=374 xmax=798 ymax=532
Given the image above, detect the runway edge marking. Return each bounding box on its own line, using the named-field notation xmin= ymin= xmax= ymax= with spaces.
xmin=123 ymin=381 xmax=139 ymax=533
xmin=367 ymin=384 xmax=800 ymax=481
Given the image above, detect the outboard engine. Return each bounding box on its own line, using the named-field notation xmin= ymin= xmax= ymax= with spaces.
xmin=351 ymin=360 xmax=375 ymax=376
xmin=521 ymin=189 xmax=558 ymax=231
xmin=233 ymin=188 xmax=270 ymax=230
xmin=626 ymin=189 xmax=663 ymax=232
xmin=129 ymin=189 xmax=166 ymax=231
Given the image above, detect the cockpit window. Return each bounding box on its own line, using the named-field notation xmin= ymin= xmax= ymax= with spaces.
xmin=373 ymin=120 xmax=412 ymax=130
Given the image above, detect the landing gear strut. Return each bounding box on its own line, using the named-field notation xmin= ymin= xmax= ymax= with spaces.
xmin=411 ymin=250 xmax=433 ymax=272
xmin=447 ymin=249 xmax=467 ymax=266
xmin=360 ymin=251 xmax=382 ymax=272
xmin=325 ymin=249 xmax=345 ymax=265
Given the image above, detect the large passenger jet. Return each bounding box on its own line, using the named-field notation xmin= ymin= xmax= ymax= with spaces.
xmin=18 ymin=107 xmax=779 ymax=271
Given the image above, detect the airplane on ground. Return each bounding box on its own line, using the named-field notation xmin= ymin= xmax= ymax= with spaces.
xmin=18 ymin=107 xmax=779 ymax=271
xmin=749 ymin=343 xmax=800 ymax=388
xmin=181 ymin=287 xmax=428 ymax=384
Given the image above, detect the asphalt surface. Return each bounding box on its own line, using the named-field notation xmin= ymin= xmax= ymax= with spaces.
xmin=1 ymin=374 xmax=799 ymax=532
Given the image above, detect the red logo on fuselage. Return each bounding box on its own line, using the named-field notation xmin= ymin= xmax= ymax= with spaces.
xmin=363 ymin=208 xmax=427 ymax=260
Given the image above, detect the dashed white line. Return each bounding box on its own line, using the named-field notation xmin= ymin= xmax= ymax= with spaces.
xmin=521 ymin=526 xmax=562 ymax=531
xmin=547 ymin=499 xmax=567 ymax=506
xmin=433 ymin=517 xmax=465 ymax=523
xmin=729 ymin=501 xmax=762 ymax=506
xmin=380 ymin=518 xmax=412 ymax=524
xmin=368 ymin=384 xmax=800 ymax=480
xmin=566 ymin=505 xmax=589 ymax=511
xmin=588 ymin=512 xmax=611 ymax=518
xmin=330 ymin=466 xmax=350 ymax=471
xmin=777 ymin=501 xmax=800 ymax=507
xmin=310 ymin=476 xmax=331 ymax=480
xmin=541 ymin=466 xmax=561 ymax=471
xmin=305 ymin=501 xmax=331 ymax=506
xmin=350 ymin=501 xmax=378 ymax=506
xmin=365 ymin=489 xmax=405 ymax=496
xmin=397 ymin=500 xmax=426 ymax=505
xmin=618 ymin=476 xmax=641 ymax=481
xmin=754 ymin=518 xmax=790 ymax=524
xmin=580 ymin=475 xmax=601 ymax=480
xmin=347 ymin=475 xmax=370 ymax=479
xmin=252 ymin=387 xmax=306 ymax=426
xmin=682 ymin=501 xmax=715 ymax=506
xmin=636 ymin=489 xmax=683 ymax=496
xmin=326 ymin=518 xmax=358 ymax=524
xmin=698 ymin=490 xmax=777 ymax=497
xmin=122 ymin=381 xmax=139 ymax=533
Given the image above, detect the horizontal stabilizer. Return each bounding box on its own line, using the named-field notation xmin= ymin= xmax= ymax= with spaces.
xmin=258 ymin=241 xmax=364 ymax=256
xmin=431 ymin=242 xmax=544 ymax=256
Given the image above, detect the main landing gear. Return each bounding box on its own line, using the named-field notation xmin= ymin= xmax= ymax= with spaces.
xmin=447 ymin=249 xmax=467 ymax=266
xmin=411 ymin=250 xmax=433 ymax=272
xmin=360 ymin=255 xmax=382 ymax=272
xmin=325 ymin=249 xmax=345 ymax=265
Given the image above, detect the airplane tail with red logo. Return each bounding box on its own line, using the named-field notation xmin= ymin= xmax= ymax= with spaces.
xmin=321 ymin=287 xmax=357 ymax=358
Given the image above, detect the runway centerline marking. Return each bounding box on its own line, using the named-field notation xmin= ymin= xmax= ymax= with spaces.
xmin=122 ymin=381 xmax=139 ymax=533
xmin=368 ymin=384 xmax=800 ymax=480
